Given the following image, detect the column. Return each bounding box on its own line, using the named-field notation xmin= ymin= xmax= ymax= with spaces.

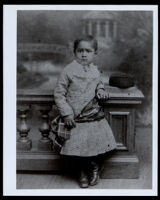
xmin=82 ymin=20 xmax=86 ymax=35
xmin=87 ymin=21 xmax=92 ymax=35
xmin=105 ymin=21 xmax=110 ymax=39
xmin=96 ymin=21 xmax=100 ymax=37
xmin=113 ymin=21 xmax=117 ymax=39
xmin=37 ymin=105 xmax=53 ymax=151
xmin=17 ymin=105 xmax=32 ymax=151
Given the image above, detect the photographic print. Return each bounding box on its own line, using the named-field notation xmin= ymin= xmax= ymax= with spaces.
xmin=3 ymin=5 xmax=158 ymax=196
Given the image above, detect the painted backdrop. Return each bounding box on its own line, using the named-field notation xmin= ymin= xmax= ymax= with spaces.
xmin=17 ymin=10 xmax=153 ymax=126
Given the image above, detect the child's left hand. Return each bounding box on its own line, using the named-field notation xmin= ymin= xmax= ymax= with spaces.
xmin=97 ymin=89 xmax=109 ymax=100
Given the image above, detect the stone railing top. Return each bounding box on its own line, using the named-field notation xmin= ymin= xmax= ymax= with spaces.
xmin=17 ymin=86 xmax=144 ymax=105
xmin=104 ymin=85 xmax=144 ymax=98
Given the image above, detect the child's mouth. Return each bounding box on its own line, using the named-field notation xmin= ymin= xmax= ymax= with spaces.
xmin=81 ymin=59 xmax=88 ymax=62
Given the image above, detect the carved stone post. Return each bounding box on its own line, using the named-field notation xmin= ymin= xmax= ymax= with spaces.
xmin=38 ymin=105 xmax=53 ymax=151
xmin=17 ymin=105 xmax=32 ymax=151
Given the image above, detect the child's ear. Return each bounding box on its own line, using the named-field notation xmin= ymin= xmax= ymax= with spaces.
xmin=94 ymin=50 xmax=98 ymax=55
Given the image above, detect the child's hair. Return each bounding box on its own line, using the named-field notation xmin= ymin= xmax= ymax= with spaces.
xmin=73 ymin=35 xmax=98 ymax=54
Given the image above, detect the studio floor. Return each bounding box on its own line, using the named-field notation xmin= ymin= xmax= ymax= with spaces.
xmin=17 ymin=162 xmax=151 ymax=190
xmin=16 ymin=126 xmax=153 ymax=190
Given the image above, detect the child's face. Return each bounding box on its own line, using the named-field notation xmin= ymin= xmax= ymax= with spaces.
xmin=75 ymin=41 xmax=96 ymax=66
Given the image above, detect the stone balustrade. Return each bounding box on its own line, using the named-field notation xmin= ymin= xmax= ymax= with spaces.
xmin=17 ymin=87 xmax=144 ymax=178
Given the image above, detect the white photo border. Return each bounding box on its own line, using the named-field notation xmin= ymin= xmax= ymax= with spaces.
xmin=3 ymin=4 xmax=158 ymax=196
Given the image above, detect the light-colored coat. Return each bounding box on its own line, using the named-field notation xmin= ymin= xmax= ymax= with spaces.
xmin=54 ymin=60 xmax=104 ymax=118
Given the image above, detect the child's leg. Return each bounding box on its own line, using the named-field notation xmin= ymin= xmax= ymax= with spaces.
xmin=77 ymin=157 xmax=90 ymax=188
xmin=87 ymin=156 xmax=101 ymax=186
xmin=95 ymin=152 xmax=107 ymax=171
xmin=60 ymin=155 xmax=89 ymax=188
xmin=87 ymin=152 xmax=110 ymax=186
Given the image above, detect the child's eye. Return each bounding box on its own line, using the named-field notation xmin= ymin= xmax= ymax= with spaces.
xmin=77 ymin=49 xmax=93 ymax=53
xmin=86 ymin=50 xmax=93 ymax=53
xmin=77 ymin=49 xmax=83 ymax=53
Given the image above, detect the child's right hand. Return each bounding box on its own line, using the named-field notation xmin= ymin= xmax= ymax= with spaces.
xmin=97 ymin=89 xmax=109 ymax=100
xmin=63 ymin=114 xmax=76 ymax=128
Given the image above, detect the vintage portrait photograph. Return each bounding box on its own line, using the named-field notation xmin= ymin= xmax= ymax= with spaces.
xmin=3 ymin=5 xmax=158 ymax=196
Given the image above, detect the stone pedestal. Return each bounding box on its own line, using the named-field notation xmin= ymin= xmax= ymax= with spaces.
xmin=100 ymin=154 xmax=139 ymax=179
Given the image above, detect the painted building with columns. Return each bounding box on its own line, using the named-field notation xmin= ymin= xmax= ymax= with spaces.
xmin=81 ymin=11 xmax=117 ymax=49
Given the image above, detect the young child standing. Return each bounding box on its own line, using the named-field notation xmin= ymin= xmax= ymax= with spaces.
xmin=51 ymin=35 xmax=117 ymax=188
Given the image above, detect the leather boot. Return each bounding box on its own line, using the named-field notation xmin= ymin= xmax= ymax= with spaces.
xmin=88 ymin=161 xmax=100 ymax=186
xmin=78 ymin=170 xmax=89 ymax=188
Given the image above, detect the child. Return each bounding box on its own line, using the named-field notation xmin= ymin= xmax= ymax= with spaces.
xmin=51 ymin=35 xmax=117 ymax=188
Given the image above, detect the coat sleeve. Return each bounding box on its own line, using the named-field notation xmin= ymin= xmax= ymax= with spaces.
xmin=96 ymin=70 xmax=105 ymax=92
xmin=54 ymin=69 xmax=74 ymax=117
xmin=96 ymin=80 xmax=105 ymax=91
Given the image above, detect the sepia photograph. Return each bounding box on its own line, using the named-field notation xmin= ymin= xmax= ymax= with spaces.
xmin=3 ymin=5 xmax=158 ymax=196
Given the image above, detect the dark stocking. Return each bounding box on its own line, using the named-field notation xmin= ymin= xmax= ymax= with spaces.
xmin=76 ymin=157 xmax=90 ymax=188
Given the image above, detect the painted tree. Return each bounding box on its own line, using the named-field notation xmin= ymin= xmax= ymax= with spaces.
xmin=114 ymin=11 xmax=153 ymax=125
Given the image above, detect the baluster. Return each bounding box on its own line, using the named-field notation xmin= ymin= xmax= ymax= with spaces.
xmin=17 ymin=105 xmax=32 ymax=151
xmin=38 ymin=106 xmax=53 ymax=151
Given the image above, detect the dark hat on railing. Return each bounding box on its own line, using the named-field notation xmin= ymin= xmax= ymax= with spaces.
xmin=109 ymin=73 xmax=135 ymax=89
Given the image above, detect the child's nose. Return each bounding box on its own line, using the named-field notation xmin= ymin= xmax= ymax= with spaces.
xmin=82 ymin=51 xmax=87 ymax=57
